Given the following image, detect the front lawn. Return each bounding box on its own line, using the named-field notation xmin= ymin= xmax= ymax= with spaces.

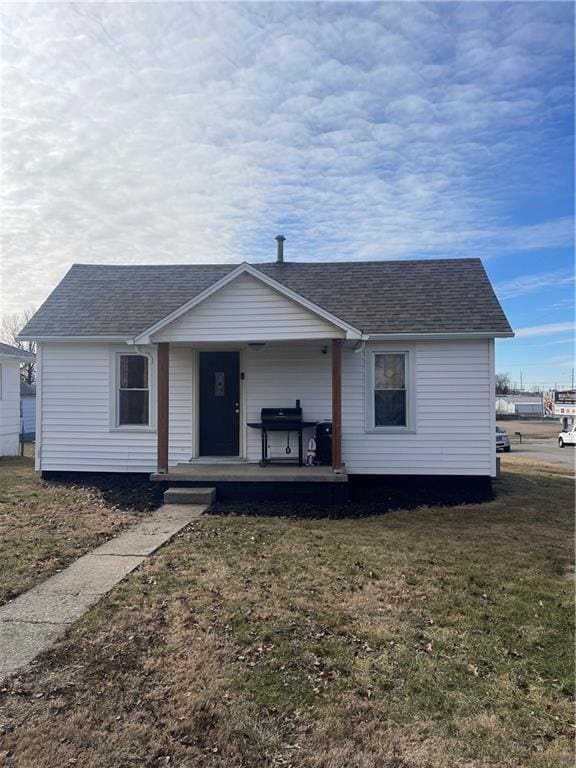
xmin=1 ymin=458 xmax=573 ymax=767
xmin=0 ymin=453 xmax=163 ymax=604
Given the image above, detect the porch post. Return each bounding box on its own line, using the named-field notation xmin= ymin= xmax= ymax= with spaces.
xmin=157 ymin=342 xmax=169 ymax=473
xmin=331 ymin=338 xmax=343 ymax=471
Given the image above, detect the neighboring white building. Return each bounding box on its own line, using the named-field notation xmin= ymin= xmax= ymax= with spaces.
xmin=495 ymin=397 xmax=515 ymax=415
xmin=496 ymin=394 xmax=543 ymax=417
xmin=0 ymin=343 xmax=36 ymax=456
xmin=19 ymin=254 xmax=513 ymax=492
xmin=20 ymin=382 xmax=36 ymax=440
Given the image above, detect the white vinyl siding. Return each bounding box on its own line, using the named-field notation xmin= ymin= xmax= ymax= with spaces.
xmin=37 ymin=338 xmax=493 ymax=477
xmin=244 ymin=342 xmax=332 ymax=461
xmin=152 ymin=274 xmax=344 ymax=343
xmin=20 ymin=395 xmax=36 ymax=437
xmin=488 ymin=338 xmax=496 ymax=477
xmin=39 ymin=343 xmax=193 ymax=472
xmin=0 ymin=359 xmax=21 ymax=456
xmin=343 ymin=340 xmax=492 ymax=475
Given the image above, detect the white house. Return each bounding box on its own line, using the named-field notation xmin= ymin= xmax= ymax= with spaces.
xmin=0 ymin=343 xmax=36 ymax=456
xmin=19 ymin=248 xmax=513 ymax=499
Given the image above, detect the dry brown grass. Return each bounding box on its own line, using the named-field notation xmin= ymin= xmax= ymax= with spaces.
xmin=500 ymin=451 xmax=575 ymax=478
xmin=0 ymin=454 xmax=162 ymax=604
xmin=0 ymin=458 xmax=573 ymax=768
xmin=497 ymin=419 xmax=561 ymax=439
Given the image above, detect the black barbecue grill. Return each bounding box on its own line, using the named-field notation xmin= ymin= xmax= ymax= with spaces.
xmin=247 ymin=401 xmax=317 ymax=466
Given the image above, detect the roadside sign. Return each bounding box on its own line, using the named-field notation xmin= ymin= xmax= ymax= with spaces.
xmin=553 ymin=390 xmax=576 ymax=416
xmin=554 ymin=405 xmax=576 ymax=416
xmin=554 ymin=390 xmax=576 ymax=404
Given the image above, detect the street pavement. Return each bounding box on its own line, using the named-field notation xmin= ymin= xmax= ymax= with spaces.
xmin=504 ymin=437 xmax=576 ymax=469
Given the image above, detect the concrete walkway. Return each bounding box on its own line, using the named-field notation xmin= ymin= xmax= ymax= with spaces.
xmin=0 ymin=503 xmax=206 ymax=680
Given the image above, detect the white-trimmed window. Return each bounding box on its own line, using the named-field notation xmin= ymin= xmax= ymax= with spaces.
xmin=366 ymin=350 xmax=414 ymax=431
xmin=117 ymin=354 xmax=150 ymax=426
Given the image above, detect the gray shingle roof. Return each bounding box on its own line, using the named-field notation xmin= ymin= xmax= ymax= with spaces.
xmin=0 ymin=341 xmax=36 ymax=360
xmin=19 ymin=258 xmax=512 ymax=338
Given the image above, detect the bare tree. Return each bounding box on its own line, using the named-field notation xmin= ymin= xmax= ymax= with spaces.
xmin=495 ymin=372 xmax=510 ymax=395
xmin=0 ymin=309 xmax=36 ymax=384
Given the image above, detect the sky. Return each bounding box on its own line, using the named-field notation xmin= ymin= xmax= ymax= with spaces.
xmin=1 ymin=1 xmax=574 ymax=389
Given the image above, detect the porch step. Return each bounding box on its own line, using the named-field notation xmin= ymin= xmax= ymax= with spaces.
xmin=163 ymin=487 xmax=216 ymax=505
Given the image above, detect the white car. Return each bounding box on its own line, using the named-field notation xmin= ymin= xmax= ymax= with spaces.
xmin=558 ymin=425 xmax=576 ymax=447
xmin=496 ymin=426 xmax=511 ymax=452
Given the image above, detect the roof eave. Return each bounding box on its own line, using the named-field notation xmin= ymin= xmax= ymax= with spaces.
xmin=17 ymin=335 xmax=133 ymax=343
xmin=0 ymin=352 xmax=36 ymax=361
xmin=365 ymin=331 xmax=515 ymax=340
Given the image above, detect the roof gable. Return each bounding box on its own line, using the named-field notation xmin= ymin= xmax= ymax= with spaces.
xmin=141 ymin=263 xmax=357 ymax=342
xmin=150 ymin=271 xmax=346 ymax=342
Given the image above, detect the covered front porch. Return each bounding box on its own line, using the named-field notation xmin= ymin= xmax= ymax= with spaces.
xmin=136 ymin=262 xmax=362 ymax=498
xmin=154 ymin=337 xmax=345 ymax=476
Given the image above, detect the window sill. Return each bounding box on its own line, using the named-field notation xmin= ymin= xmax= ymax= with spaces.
xmin=110 ymin=425 xmax=157 ymax=433
xmin=365 ymin=426 xmax=416 ymax=435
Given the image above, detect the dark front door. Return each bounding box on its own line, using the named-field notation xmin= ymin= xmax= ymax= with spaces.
xmin=199 ymin=351 xmax=240 ymax=456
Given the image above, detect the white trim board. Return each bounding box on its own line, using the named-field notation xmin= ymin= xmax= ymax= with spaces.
xmin=21 ymin=330 xmax=514 ymax=344
xmin=18 ymin=335 xmax=132 ymax=343
xmin=0 ymin=352 xmax=36 ymax=361
xmin=35 ymin=343 xmax=42 ymax=471
xmin=366 ymin=331 xmax=514 ymax=340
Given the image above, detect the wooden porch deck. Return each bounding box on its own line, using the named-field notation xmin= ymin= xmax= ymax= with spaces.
xmin=151 ymin=462 xmax=347 ymax=484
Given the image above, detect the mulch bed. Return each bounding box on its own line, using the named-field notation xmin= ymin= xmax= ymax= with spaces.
xmin=42 ymin=473 xmax=165 ymax=512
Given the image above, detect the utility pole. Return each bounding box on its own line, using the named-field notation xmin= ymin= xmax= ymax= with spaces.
xmin=520 ymin=371 xmax=523 ymax=392
xmin=571 ymin=367 xmax=574 ymax=390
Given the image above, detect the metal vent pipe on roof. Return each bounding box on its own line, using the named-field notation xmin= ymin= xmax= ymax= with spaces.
xmin=275 ymin=234 xmax=286 ymax=263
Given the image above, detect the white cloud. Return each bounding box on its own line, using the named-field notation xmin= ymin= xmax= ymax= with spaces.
xmin=515 ymin=322 xmax=575 ymax=339
xmin=496 ymin=269 xmax=575 ymax=300
xmin=544 ymin=336 xmax=576 ymax=346
xmin=546 ymin=354 xmax=576 ymax=367
xmin=0 ymin=2 xmax=573 ymax=315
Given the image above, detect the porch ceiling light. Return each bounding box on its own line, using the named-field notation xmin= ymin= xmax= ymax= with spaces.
xmin=248 ymin=342 xmax=266 ymax=351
